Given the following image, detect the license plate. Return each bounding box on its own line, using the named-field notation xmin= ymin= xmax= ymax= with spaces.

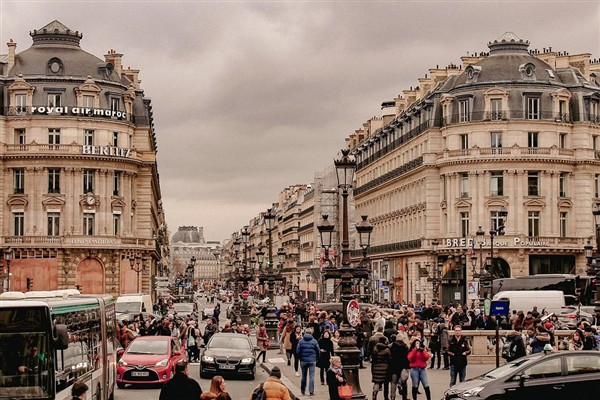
xmin=131 ymin=371 xmax=149 ymax=377
xmin=219 ymin=364 xmax=235 ymax=370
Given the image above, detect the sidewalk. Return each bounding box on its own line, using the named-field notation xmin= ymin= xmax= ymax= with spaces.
xmin=260 ymin=348 xmax=496 ymax=400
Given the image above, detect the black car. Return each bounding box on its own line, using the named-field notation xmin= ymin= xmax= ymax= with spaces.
xmin=199 ymin=333 xmax=256 ymax=379
xmin=443 ymin=350 xmax=600 ymax=399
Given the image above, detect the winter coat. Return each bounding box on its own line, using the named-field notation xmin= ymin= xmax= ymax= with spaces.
xmin=439 ymin=323 xmax=450 ymax=351
xmin=505 ymin=331 xmax=527 ymax=361
xmin=249 ymin=377 xmax=292 ymax=400
xmin=371 ymin=342 xmax=391 ymax=383
xmin=407 ymin=348 xmax=430 ymax=369
xmin=317 ymin=337 xmax=334 ymax=368
xmin=282 ymin=329 xmax=294 ymax=350
xmin=290 ymin=332 xmax=302 ymax=354
xmin=257 ymin=329 xmax=270 ymax=351
xmin=326 ymin=367 xmax=346 ymax=400
xmin=296 ymin=333 xmax=320 ymax=363
xmin=447 ymin=335 xmax=471 ymax=368
xmin=388 ymin=340 xmax=410 ymax=374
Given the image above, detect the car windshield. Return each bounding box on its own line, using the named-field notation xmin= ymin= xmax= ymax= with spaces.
xmin=482 ymin=356 xmax=541 ymax=379
xmin=173 ymin=304 xmax=194 ymax=313
xmin=209 ymin=337 xmax=250 ymax=350
xmin=127 ymin=340 xmax=168 ymax=355
xmin=116 ymin=302 xmax=141 ymax=313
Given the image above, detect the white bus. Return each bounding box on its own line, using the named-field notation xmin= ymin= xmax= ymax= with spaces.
xmin=0 ymin=290 xmax=117 ymax=400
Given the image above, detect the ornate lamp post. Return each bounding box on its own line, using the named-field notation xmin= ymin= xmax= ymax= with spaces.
xmin=427 ymin=239 xmax=440 ymax=304
xmin=260 ymin=207 xmax=284 ymax=345
xmin=129 ymin=254 xmax=146 ymax=293
xmin=585 ymin=206 xmax=600 ymax=324
xmin=475 ymin=226 xmax=486 ymax=300
xmin=317 ymin=149 xmax=371 ymax=400
xmin=487 ymin=206 xmax=508 ymax=298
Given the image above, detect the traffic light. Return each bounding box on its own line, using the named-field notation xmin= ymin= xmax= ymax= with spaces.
xmin=26 ymin=277 xmax=33 ymax=290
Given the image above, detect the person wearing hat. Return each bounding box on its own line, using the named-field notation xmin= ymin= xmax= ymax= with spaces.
xmin=159 ymin=359 xmax=202 ymax=400
xmin=249 ymin=366 xmax=291 ymax=400
xmin=71 ymin=380 xmax=88 ymax=400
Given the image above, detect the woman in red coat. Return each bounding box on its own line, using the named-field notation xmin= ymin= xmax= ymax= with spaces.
xmin=407 ymin=338 xmax=431 ymax=400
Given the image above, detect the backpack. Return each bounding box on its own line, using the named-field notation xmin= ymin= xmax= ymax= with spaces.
xmin=251 ymin=383 xmax=266 ymax=400
xmin=501 ymin=340 xmax=514 ymax=360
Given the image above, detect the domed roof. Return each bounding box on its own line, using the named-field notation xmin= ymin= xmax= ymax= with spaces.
xmin=171 ymin=226 xmax=203 ymax=244
xmin=450 ymin=33 xmax=559 ymax=87
xmin=9 ymin=20 xmax=120 ymax=82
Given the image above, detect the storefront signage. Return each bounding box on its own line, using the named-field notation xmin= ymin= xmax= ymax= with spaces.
xmin=444 ymin=237 xmax=550 ymax=248
xmin=66 ymin=238 xmax=119 ymax=245
xmin=31 ymin=106 xmax=127 ymax=120
xmin=82 ymin=145 xmax=131 ymax=158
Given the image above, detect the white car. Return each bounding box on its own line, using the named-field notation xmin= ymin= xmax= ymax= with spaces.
xmin=202 ymin=307 xmax=215 ymax=319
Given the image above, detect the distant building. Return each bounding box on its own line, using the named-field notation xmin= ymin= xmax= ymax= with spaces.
xmin=170 ymin=226 xmax=220 ymax=284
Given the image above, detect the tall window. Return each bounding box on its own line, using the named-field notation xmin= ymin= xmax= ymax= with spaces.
xmin=460 ymin=134 xmax=469 ymax=150
xmin=491 ymin=210 xmax=505 ymax=232
xmin=83 ymin=169 xmax=95 ymax=193
xmin=13 ymin=212 xmax=24 ymax=236
xmin=47 ymin=212 xmax=60 ymax=236
xmin=110 ymin=98 xmax=120 ymax=112
xmin=83 ymin=95 xmax=94 ymax=108
xmin=112 ymin=132 xmax=119 ymax=147
xmin=47 ymin=93 xmax=62 ymax=107
xmin=113 ymin=171 xmax=121 ymax=196
xmin=459 ymin=99 xmax=470 ymax=122
xmin=460 ymin=212 xmax=470 ymax=237
xmin=559 ymin=133 xmax=568 ymax=149
xmin=15 ymin=128 xmax=26 ymax=147
xmin=596 ymin=174 xmax=600 ymax=198
xmin=15 ymin=94 xmax=27 ymax=113
xmin=491 ymin=131 xmax=502 ymax=152
xmin=594 ymin=135 xmax=599 ymax=151
xmin=559 ymin=212 xmax=567 ymax=238
xmin=528 ymin=171 xmax=540 ymax=196
xmin=591 ymin=101 xmax=599 ymax=122
xmin=526 ymin=97 xmax=540 ymax=119
xmin=84 ymin=129 xmax=94 ymax=146
xmin=528 ymin=132 xmax=539 ymax=148
xmin=113 ymin=214 xmax=121 ymax=236
xmin=559 ymin=100 xmax=568 ymax=120
xmin=442 ymin=175 xmax=447 ymax=200
xmin=48 ymin=168 xmax=60 ymax=194
xmin=528 ymin=211 xmax=540 ymax=237
xmin=48 ymin=128 xmax=60 ymax=150
xmin=490 ymin=171 xmax=503 ymax=196
xmin=83 ymin=213 xmax=95 ymax=236
xmin=460 ymin=173 xmax=469 ymax=197
xmin=13 ymin=169 xmax=24 ymax=194
xmin=490 ymin=98 xmax=502 ymax=120
xmin=559 ymin=173 xmax=567 ymax=197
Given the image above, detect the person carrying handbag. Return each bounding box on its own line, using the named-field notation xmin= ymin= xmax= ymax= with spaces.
xmin=326 ymin=356 xmax=349 ymax=400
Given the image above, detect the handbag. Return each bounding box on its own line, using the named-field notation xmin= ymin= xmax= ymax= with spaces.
xmin=338 ymin=384 xmax=352 ymax=399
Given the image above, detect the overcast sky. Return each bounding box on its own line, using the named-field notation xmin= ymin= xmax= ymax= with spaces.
xmin=2 ymin=1 xmax=599 ymax=242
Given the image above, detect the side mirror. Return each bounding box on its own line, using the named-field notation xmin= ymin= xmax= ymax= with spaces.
xmin=517 ymin=374 xmax=529 ymax=385
xmin=53 ymin=324 xmax=69 ymax=350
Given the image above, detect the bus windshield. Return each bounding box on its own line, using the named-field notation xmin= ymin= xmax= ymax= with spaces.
xmin=0 ymin=309 xmax=52 ymax=399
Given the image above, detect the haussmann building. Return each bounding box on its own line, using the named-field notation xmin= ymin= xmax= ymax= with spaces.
xmin=0 ymin=20 xmax=168 ymax=297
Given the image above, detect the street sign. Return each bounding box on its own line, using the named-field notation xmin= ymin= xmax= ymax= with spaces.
xmin=484 ymin=298 xmax=492 ymax=316
xmin=490 ymin=300 xmax=510 ymax=316
xmin=383 ymin=287 xmax=389 ymax=294
xmin=347 ymin=300 xmax=360 ymax=327
xmin=241 ymin=290 xmax=249 ymax=299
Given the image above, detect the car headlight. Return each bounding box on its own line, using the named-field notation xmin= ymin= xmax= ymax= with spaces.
xmin=118 ymin=359 xmax=128 ymax=367
xmin=460 ymin=387 xmax=484 ymax=397
xmin=155 ymin=359 xmax=168 ymax=367
xmin=241 ymin=358 xmax=254 ymax=364
xmin=202 ymin=356 xmax=215 ymax=363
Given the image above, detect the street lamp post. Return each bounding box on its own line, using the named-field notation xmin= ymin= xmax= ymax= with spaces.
xmin=317 ymin=149 xmax=371 ymax=400
xmin=487 ymin=206 xmax=508 ymax=298
xmin=260 ymin=207 xmax=283 ymax=346
xmin=129 ymin=254 xmax=146 ymax=293
xmin=427 ymin=239 xmax=440 ymax=305
xmin=586 ymin=206 xmax=600 ymax=324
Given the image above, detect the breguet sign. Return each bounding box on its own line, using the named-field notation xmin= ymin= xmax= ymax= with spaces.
xmin=31 ymin=106 xmax=128 ymax=120
xmin=444 ymin=237 xmax=550 ymax=248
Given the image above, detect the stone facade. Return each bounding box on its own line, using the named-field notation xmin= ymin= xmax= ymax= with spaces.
xmin=0 ymin=21 xmax=168 ymax=297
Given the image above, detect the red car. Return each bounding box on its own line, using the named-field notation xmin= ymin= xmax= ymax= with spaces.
xmin=117 ymin=336 xmax=186 ymax=388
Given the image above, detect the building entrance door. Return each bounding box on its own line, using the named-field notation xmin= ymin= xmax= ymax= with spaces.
xmin=75 ymin=258 xmax=104 ymax=293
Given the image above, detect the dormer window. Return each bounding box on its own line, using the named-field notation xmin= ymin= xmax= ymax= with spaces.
xmin=47 ymin=57 xmax=63 ymax=74
xmin=520 ymin=62 xmax=536 ymax=79
xmin=459 ymin=99 xmax=470 ymax=122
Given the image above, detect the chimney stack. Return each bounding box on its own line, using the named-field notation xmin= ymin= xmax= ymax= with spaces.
xmin=7 ymin=39 xmax=17 ymax=73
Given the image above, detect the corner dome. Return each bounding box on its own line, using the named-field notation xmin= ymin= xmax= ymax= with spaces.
xmin=452 ymin=33 xmax=559 ymax=87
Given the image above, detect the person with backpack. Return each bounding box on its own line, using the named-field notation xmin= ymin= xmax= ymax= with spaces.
xmin=296 ymin=328 xmax=320 ymax=396
xmin=249 ymin=366 xmax=291 ymax=400
xmin=502 ymin=330 xmax=527 ymax=361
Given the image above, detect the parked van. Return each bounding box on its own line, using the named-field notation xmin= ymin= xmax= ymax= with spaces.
xmin=492 ymin=290 xmax=565 ymax=315
xmin=116 ymin=294 xmax=153 ymax=315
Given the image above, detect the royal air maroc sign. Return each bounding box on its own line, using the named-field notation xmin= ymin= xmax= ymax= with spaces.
xmin=31 ymin=106 xmax=128 ymax=120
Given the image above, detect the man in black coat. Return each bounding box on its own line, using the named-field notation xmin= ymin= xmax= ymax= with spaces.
xmin=388 ymin=334 xmax=410 ymax=400
xmin=159 ymin=360 xmax=201 ymax=400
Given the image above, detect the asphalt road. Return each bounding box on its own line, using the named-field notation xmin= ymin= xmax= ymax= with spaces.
xmin=114 ymin=297 xmax=264 ymax=400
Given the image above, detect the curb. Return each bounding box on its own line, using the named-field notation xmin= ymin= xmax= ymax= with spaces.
xmin=259 ymin=361 xmax=304 ymax=399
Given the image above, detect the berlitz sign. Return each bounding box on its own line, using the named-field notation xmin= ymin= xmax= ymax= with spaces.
xmin=31 ymin=106 xmax=127 ymax=119
xmin=83 ymin=145 xmax=131 ymax=158
xmin=444 ymin=237 xmax=550 ymax=248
